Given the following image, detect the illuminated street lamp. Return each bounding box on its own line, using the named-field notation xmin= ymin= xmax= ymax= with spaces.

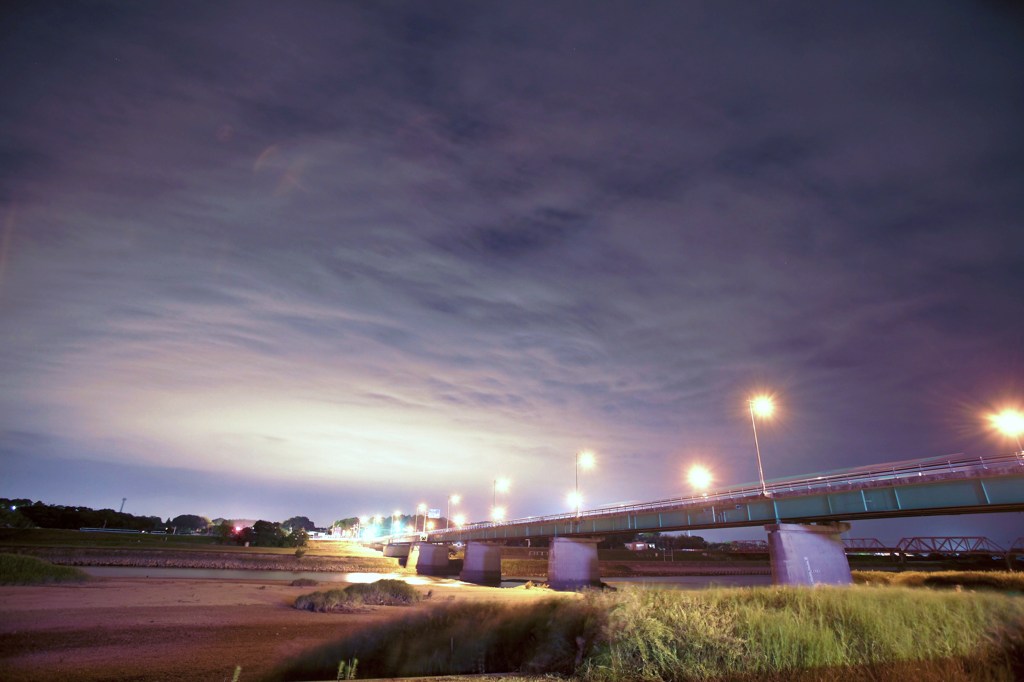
xmin=990 ymin=408 xmax=1024 ymax=453
xmin=687 ymin=464 xmax=713 ymax=494
xmin=493 ymin=477 xmax=510 ymax=519
xmin=748 ymin=395 xmax=776 ymax=496
xmin=491 ymin=506 xmax=506 ymax=523
xmin=446 ymin=493 xmax=461 ymax=530
xmin=575 ymin=450 xmax=595 ymax=517
xmin=453 ymin=513 xmax=466 ymax=528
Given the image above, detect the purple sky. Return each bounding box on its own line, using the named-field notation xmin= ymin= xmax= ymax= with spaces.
xmin=2 ymin=2 xmax=1022 ymax=542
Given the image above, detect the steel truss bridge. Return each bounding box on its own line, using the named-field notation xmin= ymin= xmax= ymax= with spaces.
xmin=844 ymin=536 xmax=1024 ymax=555
xmin=415 ymin=451 xmax=1024 ymax=544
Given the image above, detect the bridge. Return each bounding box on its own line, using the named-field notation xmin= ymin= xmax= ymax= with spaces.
xmin=384 ymin=451 xmax=1024 ymax=589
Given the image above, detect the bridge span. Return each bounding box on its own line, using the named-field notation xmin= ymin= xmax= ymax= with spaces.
xmin=392 ymin=451 xmax=1024 ymax=589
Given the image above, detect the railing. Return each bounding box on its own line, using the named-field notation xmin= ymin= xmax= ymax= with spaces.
xmin=425 ymin=450 xmax=1023 ymax=539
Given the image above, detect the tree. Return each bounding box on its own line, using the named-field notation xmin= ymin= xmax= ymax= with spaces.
xmin=332 ymin=517 xmax=359 ymax=530
xmin=214 ymin=520 xmax=235 ymax=543
xmin=0 ymin=506 xmax=34 ymax=528
xmin=170 ymin=514 xmax=210 ymax=533
xmin=235 ymin=526 xmax=255 ymax=546
xmin=252 ymin=520 xmax=286 ymax=547
xmin=282 ymin=516 xmax=316 ymax=533
xmin=288 ymin=527 xmax=310 ymax=548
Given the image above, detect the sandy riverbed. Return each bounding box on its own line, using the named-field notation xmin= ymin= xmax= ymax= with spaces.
xmin=0 ymin=576 xmax=565 ymax=681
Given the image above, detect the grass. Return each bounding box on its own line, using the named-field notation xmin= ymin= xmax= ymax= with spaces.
xmin=0 ymin=552 xmax=89 ymax=584
xmin=294 ymin=579 xmax=423 ymax=612
xmin=273 ymin=585 xmax=1024 ymax=682
xmin=273 ymin=597 xmax=603 ymax=680
xmin=584 ymin=586 xmax=1024 ymax=681
xmin=0 ymin=529 xmax=378 ymax=558
xmin=0 ymin=527 xmax=220 ymax=550
xmin=853 ymin=570 xmax=1024 ymax=592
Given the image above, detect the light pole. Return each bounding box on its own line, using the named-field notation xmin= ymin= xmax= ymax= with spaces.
xmin=417 ymin=503 xmax=427 ymax=534
xmin=990 ymin=408 xmax=1024 ymax=453
xmin=575 ymin=450 xmax=595 ymax=517
xmin=446 ymin=494 xmax=460 ymax=530
xmin=748 ymin=395 xmax=775 ymax=496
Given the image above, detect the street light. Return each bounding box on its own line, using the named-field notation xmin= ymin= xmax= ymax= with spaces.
xmin=575 ymin=450 xmax=595 ymax=517
xmin=417 ymin=503 xmax=427 ymax=533
xmin=493 ymin=477 xmax=510 ymax=515
xmin=446 ymin=493 xmax=461 ymax=530
xmin=990 ymin=408 xmax=1024 ymax=452
xmin=687 ymin=464 xmax=712 ymax=493
xmin=453 ymin=513 xmax=466 ymax=528
xmin=748 ymin=394 xmax=776 ymax=496
xmin=491 ymin=506 xmax=506 ymax=522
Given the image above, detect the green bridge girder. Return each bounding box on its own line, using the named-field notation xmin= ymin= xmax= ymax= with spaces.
xmin=429 ymin=465 xmax=1024 ymax=543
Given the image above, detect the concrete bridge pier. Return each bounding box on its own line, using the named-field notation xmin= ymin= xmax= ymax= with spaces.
xmin=460 ymin=542 xmax=503 ymax=585
xmin=766 ymin=522 xmax=852 ymax=586
xmin=548 ymin=536 xmax=602 ymax=591
xmin=409 ymin=542 xmax=450 ymax=576
xmin=383 ymin=542 xmax=410 ymax=561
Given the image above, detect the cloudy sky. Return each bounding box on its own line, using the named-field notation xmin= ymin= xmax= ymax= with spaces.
xmin=2 ymin=1 xmax=1022 ymax=541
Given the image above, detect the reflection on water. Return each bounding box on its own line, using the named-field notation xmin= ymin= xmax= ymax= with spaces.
xmin=603 ymin=575 xmax=773 ymax=589
xmin=83 ymin=566 xmax=771 ymax=589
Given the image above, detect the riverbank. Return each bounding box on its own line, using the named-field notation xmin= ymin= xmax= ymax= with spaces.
xmin=3 ymin=546 xmax=404 ymax=573
xmin=0 ymin=575 xmax=562 ymax=681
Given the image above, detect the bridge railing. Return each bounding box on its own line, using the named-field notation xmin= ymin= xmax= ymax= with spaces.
xmin=428 ymin=450 xmax=1023 ymax=538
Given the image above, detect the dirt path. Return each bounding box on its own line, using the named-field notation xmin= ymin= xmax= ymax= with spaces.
xmin=0 ymin=577 xmax=563 ymax=681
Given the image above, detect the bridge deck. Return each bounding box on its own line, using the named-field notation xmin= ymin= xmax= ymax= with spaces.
xmin=416 ymin=452 xmax=1024 ymax=543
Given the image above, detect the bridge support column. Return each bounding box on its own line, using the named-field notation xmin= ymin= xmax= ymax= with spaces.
xmin=411 ymin=543 xmax=450 ymax=576
xmin=548 ymin=537 xmax=601 ymax=591
xmin=766 ymin=522 xmax=852 ymax=586
xmin=460 ymin=542 xmax=503 ymax=585
xmin=383 ymin=543 xmax=410 ymax=560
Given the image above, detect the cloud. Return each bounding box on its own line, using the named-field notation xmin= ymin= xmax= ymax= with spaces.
xmin=0 ymin=2 xmax=1022 ymax=525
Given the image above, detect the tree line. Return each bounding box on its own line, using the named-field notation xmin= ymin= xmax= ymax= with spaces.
xmin=0 ymin=499 xmax=317 ymax=548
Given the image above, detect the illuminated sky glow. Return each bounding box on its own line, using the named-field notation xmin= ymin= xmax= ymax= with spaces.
xmin=1 ymin=2 xmax=1022 ymax=541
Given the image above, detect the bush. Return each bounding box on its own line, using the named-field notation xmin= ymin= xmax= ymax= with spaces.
xmin=294 ymin=579 xmax=422 ymax=612
xmin=0 ymin=552 xmax=88 ymax=584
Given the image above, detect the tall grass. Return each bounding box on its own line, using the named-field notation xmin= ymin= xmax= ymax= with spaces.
xmin=0 ymin=552 xmax=88 ymax=584
xmin=583 ymin=586 xmax=1024 ymax=681
xmin=271 ymin=598 xmax=604 ymax=680
xmin=854 ymin=570 xmax=1024 ymax=592
xmin=273 ymin=585 xmax=1024 ymax=682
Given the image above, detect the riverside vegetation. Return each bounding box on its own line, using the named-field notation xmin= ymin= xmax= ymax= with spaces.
xmin=0 ymin=552 xmax=88 ymax=584
xmin=272 ymin=583 xmax=1024 ymax=681
xmin=294 ymin=579 xmax=422 ymax=612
